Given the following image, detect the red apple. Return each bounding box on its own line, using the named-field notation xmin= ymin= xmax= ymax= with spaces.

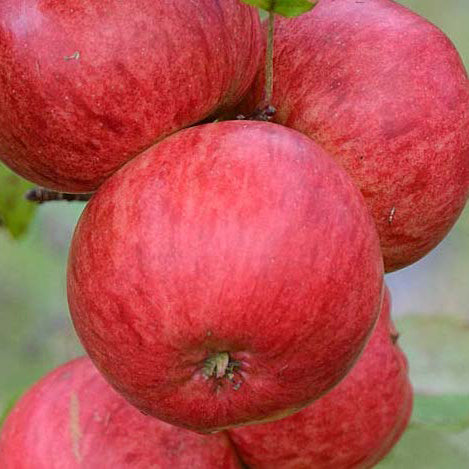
xmin=0 ymin=0 xmax=261 ymax=192
xmin=0 ymin=357 xmax=243 ymax=468
xmin=366 ymin=398 xmax=413 ymax=469
xmin=67 ymin=120 xmax=384 ymax=433
xmin=239 ymin=0 xmax=469 ymax=272
xmin=228 ymin=286 xmax=413 ymax=469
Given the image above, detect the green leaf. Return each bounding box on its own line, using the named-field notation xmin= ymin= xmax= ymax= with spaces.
xmin=242 ymin=0 xmax=271 ymax=10
xmin=377 ymin=426 xmax=469 ymax=469
xmin=242 ymin=0 xmax=316 ymax=18
xmin=413 ymin=394 xmax=469 ymax=431
xmin=271 ymin=0 xmax=317 ymax=17
xmin=396 ymin=315 xmax=469 ymax=394
xmin=0 ymin=165 xmax=37 ymax=239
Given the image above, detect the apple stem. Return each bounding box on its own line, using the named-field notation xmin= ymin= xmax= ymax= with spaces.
xmin=264 ymin=11 xmax=275 ymax=107
xmin=25 ymin=187 xmax=94 ymax=204
xmin=236 ymin=11 xmax=276 ymax=122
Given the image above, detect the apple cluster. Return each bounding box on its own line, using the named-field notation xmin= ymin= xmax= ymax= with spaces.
xmin=0 ymin=0 xmax=468 ymax=468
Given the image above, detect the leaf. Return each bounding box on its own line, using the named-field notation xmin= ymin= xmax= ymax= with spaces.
xmin=242 ymin=0 xmax=272 ymax=10
xmin=271 ymin=0 xmax=317 ymax=17
xmin=396 ymin=315 xmax=469 ymax=394
xmin=413 ymin=394 xmax=469 ymax=432
xmin=377 ymin=426 xmax=469 ymax=468
xmin=0 ymin=164 xmax=37 ymax=239
xmin=241 ymin=0 xmax=316 ymax=18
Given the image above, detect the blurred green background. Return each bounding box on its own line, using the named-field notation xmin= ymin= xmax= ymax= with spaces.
xmin=0 ymin=1 xmax=468 ymax=467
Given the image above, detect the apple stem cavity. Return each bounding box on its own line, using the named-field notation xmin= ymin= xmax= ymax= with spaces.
xmin=25 ymin=187 xmax=94 ymax=204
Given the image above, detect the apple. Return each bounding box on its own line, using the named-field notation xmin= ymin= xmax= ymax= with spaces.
xmin=0 ymin=0 xmax=261 ymax=192
xmin=239 ymin=0 xmax=469 ymax=272
xmin=367 ymin=399 xmax=413 ymax=469
xmin=67 ymin=120 xmax=384 ymax=433
xmin=0 ymin=357 xmax=243 ymax=468
xmin=228 ymin=286 xmax=413 ymax=469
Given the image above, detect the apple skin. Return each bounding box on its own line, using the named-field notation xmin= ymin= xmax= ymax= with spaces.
xmin=239 ymin=0 xmax=469 ymax=272
xmin=0 ymin=0 xmax=261 ymax=192
xmin=67 ymin=120 xmax=384 ymax=433
xmin=0 ymin=357 xmax=243 ymax=469
xmin=365 ymin=396 xmax=412 ymax=469
xmin=228 ymin=286 xmax=413 ymax=469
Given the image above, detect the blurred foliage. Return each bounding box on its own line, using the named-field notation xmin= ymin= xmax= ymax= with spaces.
xmin=0 ymin=200 xmax=84 ymax=417
xmin=0 ymin=0 xmax=468 ymax=467
xmin=412 ymin=395 xmax=469 ymax=431
xmin=0 ymin=165 xmax=37 ymax=239
xmin=397 ymin=316 xmax=469 ymax=395
xmin=378 ymin=426 xmax=469 ymax=469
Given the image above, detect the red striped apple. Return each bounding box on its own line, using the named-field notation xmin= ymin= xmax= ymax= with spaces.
xmin=0 ymin=357 xmax=243 ymax=468
xmin=228 ymin=286 xmax=413 ymax=469
xmin=239 ymin=0 xmax=469 ymax=272
xmin=0 ymin=0 xmax=261 ymax=192
xmin=67 ymin=120 xmax=384 ymax=433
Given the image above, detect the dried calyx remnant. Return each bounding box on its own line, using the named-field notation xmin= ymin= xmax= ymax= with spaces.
xmin=391 ymin=332 xmax=400 ymax=345
xmin=203 ymin=352 xmax=242 ymax=381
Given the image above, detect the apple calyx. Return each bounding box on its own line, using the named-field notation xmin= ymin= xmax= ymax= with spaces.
xmin=203 ymin=352 xmax=241 ymax=381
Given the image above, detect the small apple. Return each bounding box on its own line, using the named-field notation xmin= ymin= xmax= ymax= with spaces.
xmin=0 ymin=0 xmax=261 ymax=192
xmin=239 ymin=0 xmax=469 ymax=272
xmin=67 ymin=120 xmax=384 ymax=433
xmin=0 ymin=357 xmax=243 ymax=468
xmin=228 ymin=286 xmax=413 ymax=469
